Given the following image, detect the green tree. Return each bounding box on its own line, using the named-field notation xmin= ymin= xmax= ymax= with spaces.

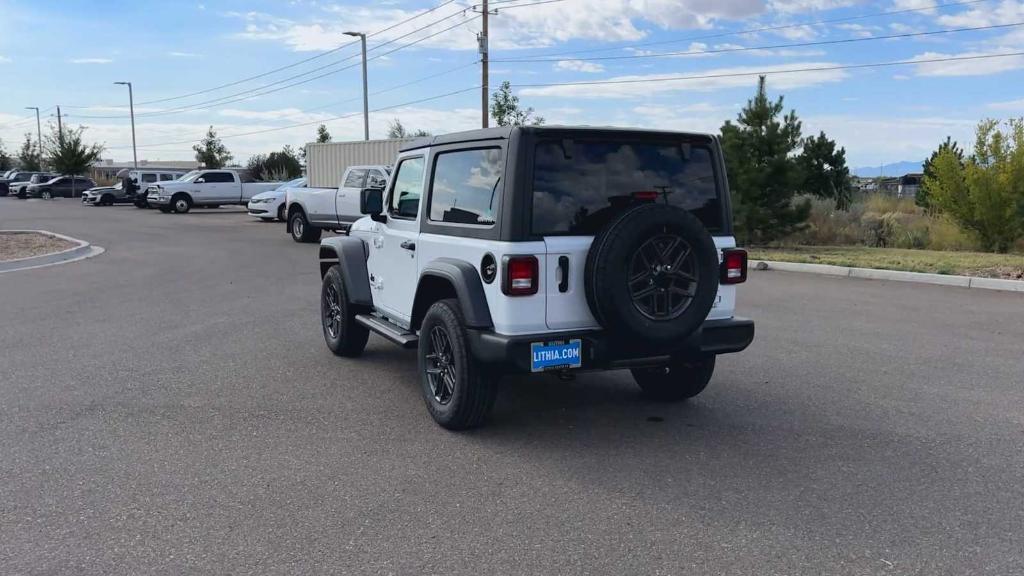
xmin=18 ymin=133 xmax=41 ymax=171
xmin=490 ymin=81 xmax=544 ymax=127
xmin=924 ymin=119 xmax=1024 ymax=252
xmin=193 ymin=126 xmax=232 ymax=168
xmin=386 ymin=118 xmax=431 ymax=139
xmin=45 ymin=125 xmax=104 ymax=176
xmin=719 ymin=76 xmax=811 ymax=244
xmin=0 ymin=138 xmax=12 ymax=171
xmin=316 ymin=124 xmax=332 ymax=143
xmin=246 ymin=145 xmax=303 ymax=181
xmin=798 ymin=131 xmax=852 ymax=210
xmin=918 ymin=136 xmax=963 ymax=212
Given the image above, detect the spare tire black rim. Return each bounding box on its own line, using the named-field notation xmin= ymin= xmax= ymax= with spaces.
xmin=628 ymin=234 xmax=699 ymax=320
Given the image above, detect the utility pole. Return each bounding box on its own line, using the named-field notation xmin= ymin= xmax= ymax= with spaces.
xmin=480 ymin=0 xmax=489 ymax=128
xmin=56 ymin=106 xmax=62 ymax=135
xmin=115 ymin=82 xmax=138 ymax=169
xmin=24 ymin=106 xmax=42 ymax=170
xmin=344 ymin=31 xmax=369 ymax=141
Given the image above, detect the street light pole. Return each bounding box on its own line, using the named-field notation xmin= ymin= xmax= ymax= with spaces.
xmin=344 ymin=31 xmax=369 ymax=141
xmin=114 ymin=81 xmax=138 ymax=169
xmin=24 ymin=106 xmax=42 ymax=169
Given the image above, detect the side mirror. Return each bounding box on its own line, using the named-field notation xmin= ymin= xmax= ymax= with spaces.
xmin=195 ymin=177 xmax=206 ymax=184
xmin=360 ymin=187 xmax=385 ymax=221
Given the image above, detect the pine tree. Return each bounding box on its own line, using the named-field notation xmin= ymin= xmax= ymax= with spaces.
xmin=798 ymin=131 xmax=852 ymax=210
xmin=719 ymin=76 xmax=811 ymax=244
xmin=192 ymin=126 xmax=233 ymax=168
xmin=316 ymin=124 xmax=331 ymax=143
xmin=490 ymin=81 xmax=544 ymax=127
xmin=0 ymin=138 xmax=12 ymax=171
xmin=45 ymin=125 xmax=104 ymax=176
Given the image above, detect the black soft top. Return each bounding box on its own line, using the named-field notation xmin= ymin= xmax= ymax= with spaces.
xmin=399 ymin=125 xmax=716 ymax=153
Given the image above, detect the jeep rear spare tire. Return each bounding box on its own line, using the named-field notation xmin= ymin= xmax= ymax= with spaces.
xmin=584 ymin=203 xmax=719 ymax=344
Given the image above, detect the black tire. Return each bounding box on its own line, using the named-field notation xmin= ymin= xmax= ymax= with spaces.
xmin=100 ymin=194 xmax=115 ymax=206
xmin=321 ymin=266 xmax=369 ymax=357
xmin=0 ymin=188 xmax=8 ymax=197
xmin=290 ymin=210 xmax=321 ymax=243
xmin=584 ymin=203 xmax=719 ymax=344
xmin=276 ymin=204 xmax=286 ymax=222
xmin=171 ymin=194 xmax=192 ymax=214
xmin=418 ymin=298 xmax=497 ymax=430
xmin=632 ymin=355 xmax=716 ymax=401
xmin=135 ymin=198 xmax=149 ymax=209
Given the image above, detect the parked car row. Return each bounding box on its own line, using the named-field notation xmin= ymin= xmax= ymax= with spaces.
xmin=0 ymin=170 xmax=95 ymax=199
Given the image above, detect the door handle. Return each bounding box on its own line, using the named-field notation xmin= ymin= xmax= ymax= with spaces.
xmin=557 ymin=256 xmax=569 ymax=293
xmin=400 ymin=240 xmax=416 ymax=251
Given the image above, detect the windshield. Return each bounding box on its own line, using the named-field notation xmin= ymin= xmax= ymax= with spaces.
xmin=274 ymin=177 xmax=306 ymax=192
xmin=531 ymin=140 xmax=723 ymax=236
xmin=178 ymin=170 xmax=201 ymax=182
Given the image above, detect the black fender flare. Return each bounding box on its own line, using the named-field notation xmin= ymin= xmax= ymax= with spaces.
xmin=415 ymin=258 xmax=493 ymax=329
xmin=318 ymin=237 xmax=372 ymax=307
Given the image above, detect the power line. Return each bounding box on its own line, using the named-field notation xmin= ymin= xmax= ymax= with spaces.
xmin=64 ymin=0 xmax=463 ymax=111
xmin=108 ymin=85 xmax=480 ymax=150
xmin=512 ymin=0 xmax=993 ymax=60
xmin=66 ymin=14 xmax=480 ymax=120
xmin=0 ymin=106 xmax=55 ymax=130
xmin=494 ymin=21 xmax=1024 ymax=63
xmin=509 ymin=51 xmax=1024 ymax=89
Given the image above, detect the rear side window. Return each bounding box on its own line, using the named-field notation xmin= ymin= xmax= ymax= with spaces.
xmin=531 ymin=140 xmax=722 ymax=235
xmin=159 ymin=173 xmax=176 ymax=181
xmin=343 ymin=169 xmax=367 ymax=189
xmin=141 ymin=173 xmax=158 ymax=183
xmin=203 ymin=172 xmax=234 ymax=183
xmin=388 ymin=157 xmax=425 ymax=219
xmin=429 ymin=148 xmax=503 ymax=225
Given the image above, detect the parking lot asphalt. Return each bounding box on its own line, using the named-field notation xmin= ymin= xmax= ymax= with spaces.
xmin=1 ymin=198 xmax=1023 ymax=575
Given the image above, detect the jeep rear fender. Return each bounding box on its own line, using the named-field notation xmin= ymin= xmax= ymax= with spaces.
xmin=413 ymin=258 xmax=493 ymax=330
xmin=319 ymin=237 xmax=372 ymax=307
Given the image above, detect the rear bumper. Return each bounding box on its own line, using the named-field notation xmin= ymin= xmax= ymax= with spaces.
xmin=467 ymin=317 xmax=754 ymax=373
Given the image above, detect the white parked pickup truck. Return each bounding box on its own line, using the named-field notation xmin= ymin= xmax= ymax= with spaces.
xmin=146 ymin=169 xmax=281 ymax=214
xmin=285 ymin=164 xmax=390 ymax=242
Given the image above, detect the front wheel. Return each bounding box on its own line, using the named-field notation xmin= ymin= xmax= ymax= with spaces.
xmin=290 ymin=210 xmax=321 ymax=243
xmin=276 ymin=204 xmax=286 ymax=222
xmin=135 ymin=199 xmax=149 ymax=209
xmin=171 ymin=195 xmax=192 ymax=214
xmin=632 ymin=355 xmax=716 ymax=401
xmin=41 ymin=190 xmax=52 ymax=200
xmin=321 ymin=266 xmax=369 ymax=357
xmin=101 ymin=194 xmax=115 ymax=206
xmin=418 ymin=299 xmax=497 ymax=430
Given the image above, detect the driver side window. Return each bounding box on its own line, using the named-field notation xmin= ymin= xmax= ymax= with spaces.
xmin=388 ymin=157 xmax=425 ymax=219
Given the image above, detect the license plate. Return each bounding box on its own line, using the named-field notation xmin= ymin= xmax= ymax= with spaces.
xmin=530 ymin=339 xmax=582 ymax=372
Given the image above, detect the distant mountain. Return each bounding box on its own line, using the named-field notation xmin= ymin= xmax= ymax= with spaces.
xmin=852 ymin=161 xmax=923 ymax=178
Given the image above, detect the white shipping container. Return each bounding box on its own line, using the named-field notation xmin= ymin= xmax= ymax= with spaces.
xmin=305 ymin=138 xmax=412 ymax=189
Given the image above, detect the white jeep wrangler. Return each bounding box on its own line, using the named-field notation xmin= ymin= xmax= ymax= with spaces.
xmin=317 ymin=126 xmax=754 ymax=430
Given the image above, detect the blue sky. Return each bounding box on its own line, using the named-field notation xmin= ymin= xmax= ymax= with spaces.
xmin=0 ymin=0 xmax=1022 ymax=168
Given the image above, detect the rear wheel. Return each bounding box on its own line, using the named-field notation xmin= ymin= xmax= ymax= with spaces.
xmin=321 ymin=266 xmax=369 ymax=357
xmin=290 ymin=210 xmax=321 ymax=243
xmin=171 ymin=194 xmax=191 ymax=214
xmin=418 ymin=299 xmax=497 ymax=430
xmin=277 ymin=204 xmax=286 ymax=222
xmin=632 ymin=355 xmax=716 ymax=401
xmin=41 ymin=190 xmax=52 ymax=200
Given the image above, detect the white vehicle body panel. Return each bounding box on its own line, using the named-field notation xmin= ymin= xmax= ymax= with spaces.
xmin=288 ymin=165 xmax=390 ymax=231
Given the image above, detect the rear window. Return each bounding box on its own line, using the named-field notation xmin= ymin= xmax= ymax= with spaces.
xmin=531 ymin=140 xmax=722 ymax=235
xmin=429 ymin=148 xmax=503 ymax=226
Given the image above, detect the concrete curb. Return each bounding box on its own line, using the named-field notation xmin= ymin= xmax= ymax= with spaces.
xmin=0 ymin=230 xmax=104 ymax=274
xmin=755 ymin=260 xmax=1024 ymax=293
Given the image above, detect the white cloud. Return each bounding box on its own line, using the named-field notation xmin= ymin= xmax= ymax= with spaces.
xmin=519 ymin=61 xmax=847 ymax=98
xmin=554 ymin=60 xmax=605 ymax=73
xmin=229 ymin=1 xmax=770 ymax=53
xmin=988 ymin=97 xmax=1024 ymax=110
xmin=891 ymin=0 xmax=936 ymax=12
xmin=168 ymin=51 xmax=202 ymax=58
xmin=836 ymin=23 xmax=877 ymax=38
xmin=769 ymin=0 xmax=857 ymax=13
xmin=773 ymin=24 xmax=819 ymax=40
xmin=936 ymin=0 xmax=1024 ymax=27
xmin=911 ymin=49 xmax=1024 ymax=76
xmin=70 ymin=58 xmax=113 ymax=64
xmin=0 ymin=55 xmax=9 ymax=63
xmin=218 ymin=107 xmax=333 ymax=122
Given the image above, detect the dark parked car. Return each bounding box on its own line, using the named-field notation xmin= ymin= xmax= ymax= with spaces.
xmin=25 ymin=176 xmax=97 ymax=199
xmin=1 ymin=171 xmax=52 ymax=197
xmin=11 ymin=173 xmax=57 ymax=198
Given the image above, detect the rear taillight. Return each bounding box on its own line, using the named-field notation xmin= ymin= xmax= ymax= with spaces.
xmin=502 ymin=255 xmax=539 ymax=296
xmin=720 ymin=249 xmax=748 ymax=284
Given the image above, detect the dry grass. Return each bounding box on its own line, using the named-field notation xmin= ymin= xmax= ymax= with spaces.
xmin=748 ymin=246 xmax=1024 ymax=280
xmin=0 ymin=231 xmax=75 ymax=262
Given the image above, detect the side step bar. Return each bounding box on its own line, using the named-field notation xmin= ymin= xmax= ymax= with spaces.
xmin=354 ymin=314 xmax=418 ymax=348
